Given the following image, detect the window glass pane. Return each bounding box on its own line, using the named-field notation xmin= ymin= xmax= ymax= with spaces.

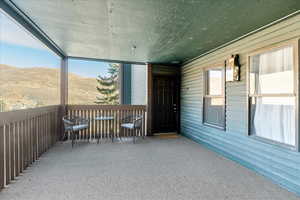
xmin=207 ymin=69 xmax=222 ymax=95
xmin=203 ymin=97 xmax=225 ymax=128
xmin=250 ymin=96 xmax=295 ymax=146
xmin=68 ymin=59 xmax=120 ymax=105
xmin=250 ymin=46 xmax=294 ymax=95
xmin=0 ymin=10 xmax=60 ymax=112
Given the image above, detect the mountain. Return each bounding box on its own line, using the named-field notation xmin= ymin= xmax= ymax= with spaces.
xmin=0 ymin=64 xmax=101 ymax=111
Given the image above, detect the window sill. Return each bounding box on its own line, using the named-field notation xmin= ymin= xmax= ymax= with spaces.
xmin=203 ymin=122 xmax=225 ymax=131
xmin=249 ymin=135 xmax=296 ymax=151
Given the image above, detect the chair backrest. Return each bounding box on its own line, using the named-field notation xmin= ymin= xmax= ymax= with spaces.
xmin=133 ymin=115 xmax=143 ymax=129
xmin=62 ymin=116 xmax=89 ymax=132
xmin=63 ymin=116 xmax=74 ymax=131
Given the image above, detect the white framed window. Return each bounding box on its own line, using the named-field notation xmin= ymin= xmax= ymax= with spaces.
xmin=203 ymin=66 xmax=225 ymax=129
xmin=248 ymin=43 xmax=298 ymax=147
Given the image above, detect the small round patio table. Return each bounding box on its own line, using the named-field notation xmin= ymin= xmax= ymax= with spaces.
xmin=94 ymin=116 xmax=115 ymax=143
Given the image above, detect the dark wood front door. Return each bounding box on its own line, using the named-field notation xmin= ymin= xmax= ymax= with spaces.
xmin=153 ymin=75 xmax=179 ymax=133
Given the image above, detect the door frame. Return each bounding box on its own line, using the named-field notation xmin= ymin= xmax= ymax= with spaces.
xmin=146 ymin=64 xmax=180 ymax=135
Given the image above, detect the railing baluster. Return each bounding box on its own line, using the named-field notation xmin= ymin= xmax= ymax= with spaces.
xmin=32 ymin=117 xmax=36 ymax=162
xmin=0 ymin=105 xmax=60 ymax=192
xmin=83 ymin=109 xmax=86 ymax=140
xmin=62 ymin=105 xmax=146 ymax=143
xmin=41 ymin=115 xmax=44 ymax=155
xmin=20 ymin=120 xmax=24 ymax=172
xmin=15 ymin=121 xmax=19 ymax=177
xmin=105 ymin=109 xmax=108 ymax=139
xmin=44 ymin=114 xmax=47 ymax=152
xmin=36 ymin=116 xmax=40 ymax=158
xmin=91 ymin=109 xmax=94 ymax=140
xmin=26 ymin=118 xmax=30 ymax=167
xmin=117 ymin=109 xmax=120 ymax=138
xmin=95 ymin=109 xmax=98 ymax=141
xmin=5 ymin=124 xmax=10 ymax=185
xmin=10 ymin=123 xmax=15 ymax=180
xmin=100 ymin=109 xmax=103 ymax=140
xmin=28 ymin=118 xmax=31 ymax=165
xmin=78 ymin=110 xmax=81 ymax=140
xmin=0 ymin=125 xmax=5 ymax=189
xmin=98 ymin=109 xmax=101 ymax=140
xmin=28 ymin=118 xmax=32 ymax=165
xmin=120 ymin=109 xmax=123 ymax=138
xmin=113 ymin=109 xmax=116 ymax=139
xmin=47 ymin=113 xmax=49 ymax=149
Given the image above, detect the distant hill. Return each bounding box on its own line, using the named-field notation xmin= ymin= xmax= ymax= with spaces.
xmin=0 ymin=64 xmax=100 ymax=111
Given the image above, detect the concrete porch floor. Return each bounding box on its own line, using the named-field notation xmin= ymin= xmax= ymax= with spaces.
xmin=0 ymin=136 xmax=299 ymax=200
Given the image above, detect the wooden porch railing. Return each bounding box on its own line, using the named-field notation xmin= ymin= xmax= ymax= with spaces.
xmin=0 ymin=105 xmax=61 ymax=189
xmin=0 ymin=104 xmax=146 ymax=191
xmin=66 ymin=105 xmax=147 ymax=141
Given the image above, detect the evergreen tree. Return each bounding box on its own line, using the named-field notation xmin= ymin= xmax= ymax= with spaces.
xmin=95 ymin=63 xmax=120 ymax=105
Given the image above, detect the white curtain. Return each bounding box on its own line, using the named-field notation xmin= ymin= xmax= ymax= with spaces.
xmin=252 ymin=46 xmax=295 ymax=146
xmin=253 ymin=97 xmax=295 ymax=146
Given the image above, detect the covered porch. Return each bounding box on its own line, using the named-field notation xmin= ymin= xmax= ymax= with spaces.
xmin=1 ymin=137 xmax=299 ymax=200
xmin=1 ymin=0 xmax=300 ymax=199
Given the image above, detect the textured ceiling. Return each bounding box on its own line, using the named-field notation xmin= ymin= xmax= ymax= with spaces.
xmin=9 ymin=0 xmax=300 ymax=63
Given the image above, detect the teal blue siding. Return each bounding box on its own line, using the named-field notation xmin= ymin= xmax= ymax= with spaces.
xmin=181 ymin=14 xmax=300 ymax=196
xmin=122 ymin=64 xmax=131 ymax=104
xmin=183 ymin=131 xmax=300 ymax=195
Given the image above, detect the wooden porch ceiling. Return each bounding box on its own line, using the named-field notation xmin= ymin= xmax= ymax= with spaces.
xmin=6 ymin=0 xmax=300 ymax=64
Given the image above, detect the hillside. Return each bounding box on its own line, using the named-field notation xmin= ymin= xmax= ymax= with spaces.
xmin=0 ymin=64 xmax=100 ymax=111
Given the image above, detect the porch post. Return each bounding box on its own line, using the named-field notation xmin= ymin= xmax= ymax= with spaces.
xmin=59 ymin=58 xmax=68 ymax=140
xmin=147 ymin=63 xmax=153 ymax=136
xmin=61 ymin=58 xmax=68 ymax=106
xmin=119 ymin=64 xmax=124 ymax=104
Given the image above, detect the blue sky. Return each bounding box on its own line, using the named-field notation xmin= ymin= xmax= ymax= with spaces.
xmin=68 ymin=59 xmax=110 ymax=78
xmin=0 ymin=9 xmax=109 ymax=78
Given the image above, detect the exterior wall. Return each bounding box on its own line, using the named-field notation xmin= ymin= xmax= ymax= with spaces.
xmin=181 ymin=14 xmax=300 ymax=195
xmin=120 ymin=63 xmax=132 ymax=105
xmin=131 ymin=64 xmax=147 ymax=105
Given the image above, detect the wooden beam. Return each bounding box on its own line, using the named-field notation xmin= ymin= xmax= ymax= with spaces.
xmin=68 ymin=56 xmax=145 ymax=65
xmin=60 ymin=58 xmax=68 ymax=106
xmin=0 ymin=1 xmax=66 ymax=58
xmin=147 ymin=64 xmax=153 ymax=136
xmin=59 ymin=58 xmax=68 ymax=140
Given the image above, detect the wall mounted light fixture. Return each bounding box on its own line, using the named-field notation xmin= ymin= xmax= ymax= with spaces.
xmin=226 ymin=54 xmax=240 ymax=82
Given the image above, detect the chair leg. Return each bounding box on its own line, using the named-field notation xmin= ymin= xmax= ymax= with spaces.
xmin=71 ymin=131 xmax=75 ymax=148
xmin=140 ymin=129 xmax=145 ymax=139
xmin=111 ymin=128 xmax=114 ymax=143
xmin=87 ymin=130 xmax=90 ymax=143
